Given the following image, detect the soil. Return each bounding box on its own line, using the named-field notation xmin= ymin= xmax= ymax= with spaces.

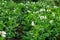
xmin=6 ymin=38 xmax=21 ymax=40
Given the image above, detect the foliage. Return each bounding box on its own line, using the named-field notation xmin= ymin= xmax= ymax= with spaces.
xmin=0 ymin=0 xmax=60 ymax=40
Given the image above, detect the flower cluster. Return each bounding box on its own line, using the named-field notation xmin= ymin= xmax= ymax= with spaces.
xmin=54 ymin=6 xmax=58 ymax=8
xmin=31 ymin=21 xmax=35 ymax=26
xmin=40 ymin=8 xmax=45 ymax=12
xmin=0 ymin=31 xmax=6 ymax=37
xmin=40 ymin=16 xmax=47 ymax=20
xmin=49 ymin=20 xmax=54 ymax=24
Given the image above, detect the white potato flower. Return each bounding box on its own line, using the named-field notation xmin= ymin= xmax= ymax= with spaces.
xmin=31 ymin=21 xmax=35 ymax=26
xmin=40 ymin=16 xmax=47 ymax=20
xmin=1 ymin=31 xmax=6 ymax=35
xmin=0 ymin=31 xmax=6 ymax=37
xmin=35 ymin=11 xmax=39 ymax=13
xmin=40 ymin=8 xmax=45 ymax=12
xmin=49 ymin=20 xmax=54 ymax=24
xmin=1 ymin=34 xmax=6 ymax=37
xmin=32 ymin=2 xmax=35 ymax=4
xmin=54 ymin=6 xmax=58 ymax=8
xmin=27 ymin=10 xmax=31 ymax=13
xmin=20 ymin=3 xmax=24 ymax=5
xmin=52 ymin=12 xmax=55 ymax=17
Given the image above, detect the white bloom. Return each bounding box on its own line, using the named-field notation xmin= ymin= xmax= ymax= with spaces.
xmin=49 ymin=20 xmax=53 ymax=24
xmin=20 ymin=3 xmax=24 ymax=5
xmin=1 ymin=34 xmax=6 ymax=37
xmin=2 ymin=3 xmax=4 ymax=5
xmin=40 ymin=16 xmax=47 ymax=20
xmin=54 ymin=6 xmax=58 ymax=8
xmin=35 ymin=11 xmax=39 ymax=13
xmin=0 ymin=31 xmax=6 ymax=37
xmin=52 ymin=12 xmax=55 ymax=17
xmin=32 ymin=2 xmax=35 ymax=4
xmin=31 ymin=21 xmax=35 ymax=26
xmin=27 ymin=10 xmax=31 ymax=13
xmin=1 ymin=31 xmax=6 ymax=35
xmin=40 ymin=8 xmax=45 ymax=12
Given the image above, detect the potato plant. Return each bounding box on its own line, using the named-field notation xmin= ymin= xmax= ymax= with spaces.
xmin=0 ymin=0 xmax=60 ymax=40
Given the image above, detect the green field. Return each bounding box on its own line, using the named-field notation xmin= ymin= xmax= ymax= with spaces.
xmin=0 ymin=0 xmax=60 ymax=40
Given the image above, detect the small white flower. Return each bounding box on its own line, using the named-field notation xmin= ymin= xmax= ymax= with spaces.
xmin=2 ymin=3 xmax=4 ymax=5
xmin=27 ymin=10 xmax=31 ymax=13
xmin=32 ymin=2 xmax=35 ymax=4
xmin=35 ymin=11 xmax=39 ymax=13
xmin=1 ymin=34 xmax=6 ymax=37
xmin=54 ymin=6 xmax=58 ymax=8
xmin=0 ymin=31 xmax=6 ymax=37
xmin=40 ymin=16 xmax=47 ymax=20
xmin=40 ymin=8 xmax=45 ymax=12
xmin=20 ymin=3 xmax=24 ymax=5
xmin=49 ymin=20 xmax=54 ymax=24
xmin=52 ymin=12 xmax=55 ymax=17
xmin=31 ymin=21 xmax=35 ymax=26
xmin=1 ymin=31 xmax=6 ymax=35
